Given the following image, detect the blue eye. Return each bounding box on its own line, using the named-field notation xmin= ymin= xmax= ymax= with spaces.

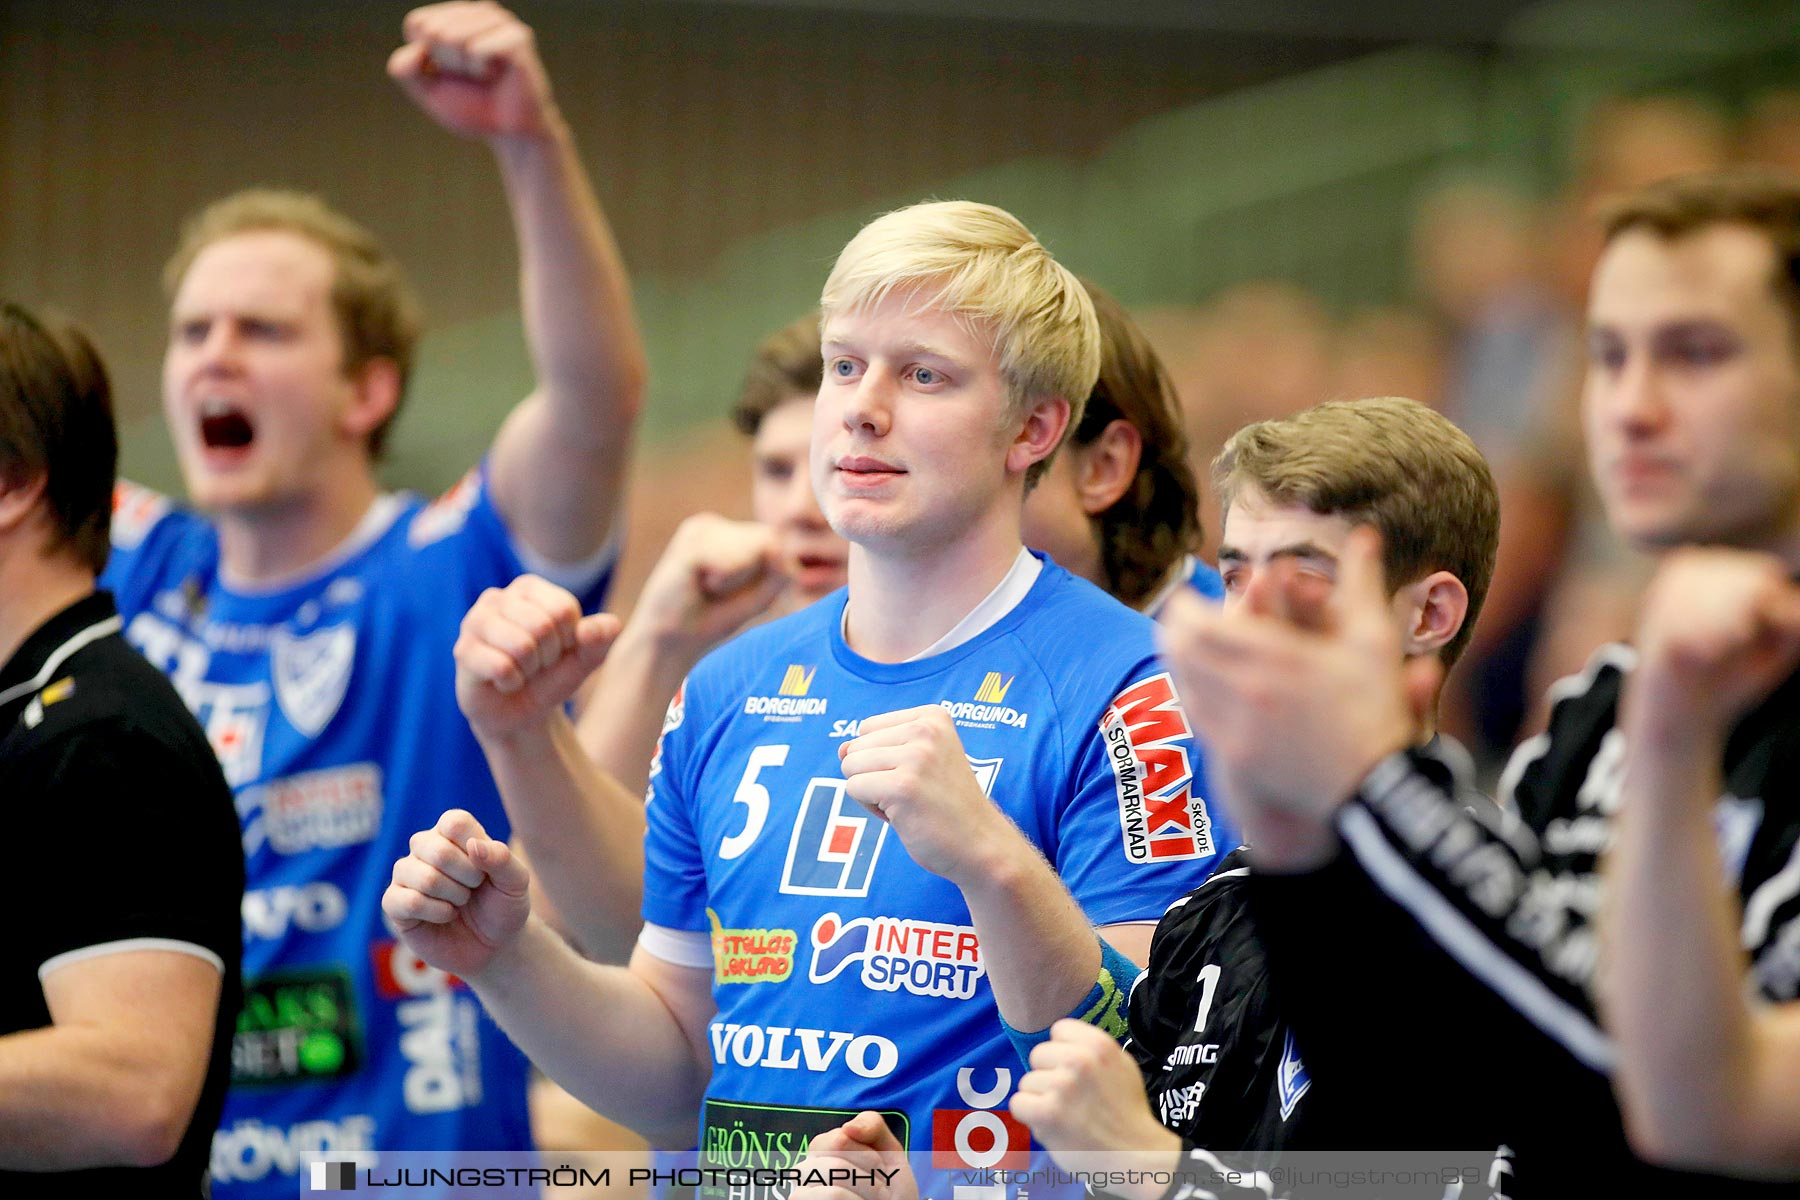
xmin=831 ymin=358 xmax=856 ymax=378
xmin=912 ymin=367 xmax=938 ymax=386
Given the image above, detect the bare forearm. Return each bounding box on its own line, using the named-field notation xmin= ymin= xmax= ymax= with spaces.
xmin=471 ymin=920 xmax=708 ymax=1147
xmin=487 ymin=118 xmax=645 ymax=560
xmin=484 ymin=716 xmax=647 ymax=963
xmin=0 ymin=1026 xmax=202 ymax=1169
xmin=495 ymin=120 xmax=645 ymax=419
xmin=956 ymin=849 xmax=1103 ymax=1033
xmin=1603 ymin=724 xmax=1753 ymax=1167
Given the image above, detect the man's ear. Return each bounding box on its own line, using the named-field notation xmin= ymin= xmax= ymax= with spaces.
xmin=338 ymin=357 xmax=403 ymax=444
xmin=1070 ymin=418 xmax=1142 ymax=516
xmin=0 ymin=469 xmax=47 ymax=535
xmin=1395 ymin=569 xmax=1469 ymax=658
xmin=1005 ymin=395 xmax=1072 ymax=477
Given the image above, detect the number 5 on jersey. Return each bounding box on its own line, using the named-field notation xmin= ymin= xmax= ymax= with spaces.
xmin=725 ymin=744 xmax=1002 ymax=898
xmin=722 ymin=744 xmax=886 ymax=896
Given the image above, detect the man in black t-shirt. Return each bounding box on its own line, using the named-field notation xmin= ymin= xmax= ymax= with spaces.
xmin=0 ymin=302 xmax=242 ymax=1198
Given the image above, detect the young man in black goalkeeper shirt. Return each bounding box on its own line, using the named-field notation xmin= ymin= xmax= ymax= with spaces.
xmin=1125 ymin=395 xmax=1499 ymax=1157
xmin=0 ymin=303 xmax=242 ymax=1199
xmin=990 ymin=397 xmax=1499 ymax=1172
xmin=1158 ymin=171 xmax=1800 ymax=1195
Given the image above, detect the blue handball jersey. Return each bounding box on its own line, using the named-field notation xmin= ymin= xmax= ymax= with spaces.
xmin=643 ymin=554 xmax=1237 ymax=1191
xmin=101 ymin=466 xmax=614 ymax=1200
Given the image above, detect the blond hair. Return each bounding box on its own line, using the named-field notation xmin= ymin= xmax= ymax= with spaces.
xmin=820 ymin=201 xmax=1100 ymax=485
xmin=1213 ymin=396 xmax=1499 ymax=667
xmin=164 ymin=189 xmax=422 ymax=458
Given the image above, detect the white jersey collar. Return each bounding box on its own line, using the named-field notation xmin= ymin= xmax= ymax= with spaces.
xmin=219 ymin=493 xmax=405 ymax=596
xmin=840 ymin=546 xmax=1042 ymax=663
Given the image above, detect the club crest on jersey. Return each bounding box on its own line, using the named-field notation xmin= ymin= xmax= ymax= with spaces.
xmin=1277 ymin=1028 xmax=1311 ymax=1120
xmin=271 ymin=624 xmax=355 ymax=738
xmin=780 ymin=779 xmax=887 ymax=896
xmin=1101 ymin=672 xmax=1214 ymax=863
xmin=745 ymin=664 xmax=827 ymax=720
xmin=809 ymin=912 xmax=985 ymax=1000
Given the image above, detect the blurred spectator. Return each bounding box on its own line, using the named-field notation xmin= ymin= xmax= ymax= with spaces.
xmin=1410 ymin=175 xmax=1583 ymax=767
xmin=1739 ymin=90 xmax=1800 ymax=176
xmin=1142 ymin=283 xmax=1334 ymax=548
xmin=1328 ymin=305 xmax=1447 ymax=412
xmin=1548 ymin=94 xmax=1734 ymax=309
xmin=1517 ymin=95 xmax=1732 ymax=738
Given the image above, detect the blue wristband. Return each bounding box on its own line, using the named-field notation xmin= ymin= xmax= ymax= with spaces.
xmin=1001 ymin=936 xmax=1142 ymax=1062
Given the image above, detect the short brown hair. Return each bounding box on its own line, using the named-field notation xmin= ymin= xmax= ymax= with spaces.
xmin=1213 ymin=396 xmax=1498 ymax=667
xmin=164 ymin=189 xmax=423 ymax=458
xmin=0 ymin=303 xmax=117 ymax=574
xmin=1076 ymin=282 xmax=1202 ymax=608
xmin=1599 ymin=168 xmax=1800 ymax=336
xmin=732 ymin=312 xmax=822 ymax=435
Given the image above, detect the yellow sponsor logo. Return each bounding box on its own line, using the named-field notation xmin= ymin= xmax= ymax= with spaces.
xmin=709 ymin=909 xmax=797 ymax=985
xmin=974 ymin=672 xmax=1014 ymax=704
xmin=778 ymin=664 xmax=817 ymax=697
xmin=40 ymin=677 xmax=75 ymax=707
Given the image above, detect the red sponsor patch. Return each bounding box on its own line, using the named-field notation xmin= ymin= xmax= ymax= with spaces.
xmin=931 ymin=1107 xmax=1031 ymax=1170
xmin=1100 ymin=672 xmax=1213 ymax=863
xmin=370 ymin=939 xmax=467 ymax=1001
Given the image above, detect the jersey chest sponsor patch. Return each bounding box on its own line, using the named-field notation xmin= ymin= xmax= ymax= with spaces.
xmin=699 ymin=1099 xmax=911 ymax=1200
xmin=808 ymin=912 xmax=985 ymax=1000
xmin=233 ymin=966 xmax=364 ymax=1089
xmin=931 ymin=1065 xmax=1029 ymax=1171
xmin=1100 ymin=672 xmax=1213 ymax=863
xmin=710 ymin=908 xmax=798 ymax=984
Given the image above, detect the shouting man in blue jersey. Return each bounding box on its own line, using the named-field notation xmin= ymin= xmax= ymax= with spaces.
xmin=385 ymin=199 xmax=1233 ymax=1179
xmin=100 ymin=4 xmax=646 ymax=1195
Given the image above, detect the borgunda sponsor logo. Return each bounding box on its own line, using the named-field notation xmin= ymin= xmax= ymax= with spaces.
xmin=938 ymin=699 xmax=1027 ymax=728
xmin=744 ymin=663 xmax=828 ymax=719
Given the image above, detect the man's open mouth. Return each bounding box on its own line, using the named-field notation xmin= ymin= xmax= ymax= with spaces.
xmin=199 ymin=400 xmax=255 ymax=449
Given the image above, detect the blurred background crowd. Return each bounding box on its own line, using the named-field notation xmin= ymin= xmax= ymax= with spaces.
xmin=5 ymin=0 xmax=1799 ymax=776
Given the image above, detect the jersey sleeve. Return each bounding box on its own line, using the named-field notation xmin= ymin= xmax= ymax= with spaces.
xmin=410 ymin=459 xmax=619 ymax=615
xmin=20 ymin=722 xmax=242 ymax=977
xmin=640 ymin=679 xmax=711 ymax=937
xmin=1124 ymin=900 xmax=1200 ymax=1075
xmin=1052 ymin=666 xmax=1240 ymax=927
xmin=99 ymin=481 xmax=185 ymax=614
